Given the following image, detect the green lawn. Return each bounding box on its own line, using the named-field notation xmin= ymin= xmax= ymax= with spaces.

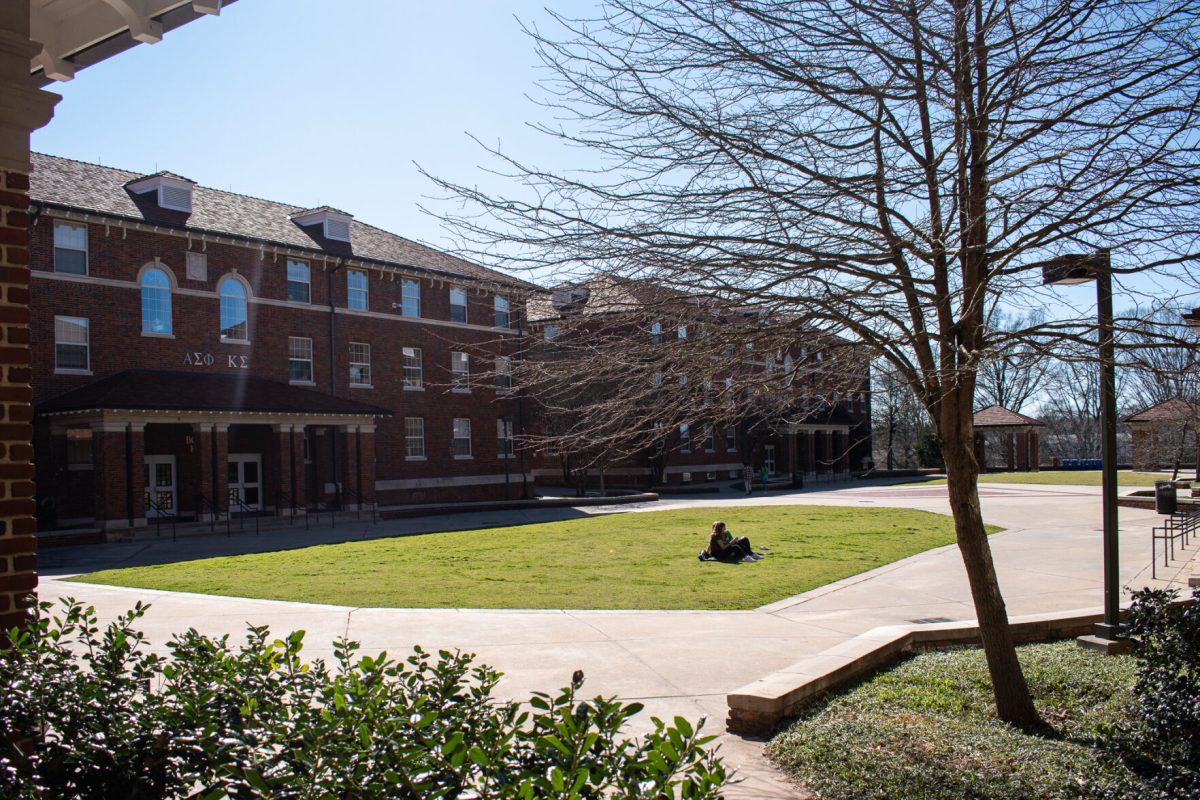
xmin=901 ymin=470 xmax=1174 ymax=487
xmin=71 ymin=506 xmax=983 ymax=610
xmin=768 ymin=641 xmax=1151 ymax=800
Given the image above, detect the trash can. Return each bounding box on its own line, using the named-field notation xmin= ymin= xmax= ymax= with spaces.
xmin=1155 ymin=480 xmax=1177 ymax=515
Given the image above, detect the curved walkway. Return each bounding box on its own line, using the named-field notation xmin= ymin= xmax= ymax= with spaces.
xmin=36 ymin=480 xmax=1199 ymax=799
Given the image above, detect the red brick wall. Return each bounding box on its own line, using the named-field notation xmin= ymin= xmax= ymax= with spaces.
xmin=0 ymin=169 xmax=37 ymax=629
xmin=29 ymin=217 xmax=530 ymax=512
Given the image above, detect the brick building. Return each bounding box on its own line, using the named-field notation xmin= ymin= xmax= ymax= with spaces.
xmin=527 ymin=278 xmax=873 ymax=489
xmin=1126 ymin=398 xmax=1199 ymax=472
xmin=29 ymin=153 xmax=535 ymax=531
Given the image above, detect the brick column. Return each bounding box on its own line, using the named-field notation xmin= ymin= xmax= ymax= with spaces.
xmin=974 ymin=432 xmax=987 ymax=470
xmin=194 ymin=423 xmax=229 ymax=519
xmin=1030 ymin=430 xmax=1040 ymax=472
xmin=0 ymin=2 xmax=59 ymax=631
xmin=270 ymin=424 xmax=306 ymax=515
xmin=358 ymin=425 xmax=376 ymax=506
xmin=837 ymin=430 xmax=850 ymax=474
xmin=1016 ymin=428 xmax=1030 ymax=471
xmin=1006 ymin=432 xmax=1016 ymax=471
xmin=805 ymin=430 xmax=815 ymax=475
xmin=128 ymin=423 xmax=145 ymax=528
xmin=91 ymin=422 xmax=131 ymax=532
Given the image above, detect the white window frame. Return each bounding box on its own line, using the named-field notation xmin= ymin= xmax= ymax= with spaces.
xmin=400 ymin=279 xmax=421 ymax=317
xmin=678 ymin=325 xmax=687 ymax=339
xmin=452 ymin=418 xmax=472 ymax=458
xmin=497 ymin=417 xmax=515 ymax=458
xmin=347 ymin=270 xmax=368 ymax=311
xmin=286 ymin=260 xmax=311 ymax=304
xmin=494 ymin=294 xmax=510 ymax=328
xmin=54 ymin=315 xmax=90 ymax=373
xmin=725 ymin=426 xmax=737 ymax=451
xmin=449 ymin=286 xmax=468 ymax=323
xmin=495 ymin=355 xmax=513 ymax=393
xmin=288 ymin=336 xmax=314 ymax=384
xmin=451 ymin=351 xmax=470 ymax=392
xmin=650 ymin=321 xmax=662 ymax=345
xmin=139 ymin=266 xmax=173 ymax=336
xmin=543 ymin=325 xmax=560 ymax=342
xmin=218 ymin=276 xmax=250 ymax=342
xmin=349 ymin=342 xmax=371 ymax=387
xmin=53 ymin=222 xmax=88 ymax=275
xmin=703 ymin=426 xmax=715 ymax=452
xmin=679 ymin=423 xmax=691 ymax=453
xmin=402 ymin=346 xmax=423 ymax=389
xmin=404 ymin=416 xmax=425 ymax=460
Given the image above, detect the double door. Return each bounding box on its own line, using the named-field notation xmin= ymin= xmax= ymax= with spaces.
xmin=228 ymin=453 xmax=262 ymax=511
xmin=144 ymin=455 xmax=176 ymax=518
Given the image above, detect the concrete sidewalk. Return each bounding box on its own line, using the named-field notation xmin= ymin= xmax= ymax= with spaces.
xmin=35 ymin=480 xmax=1200 ymax=799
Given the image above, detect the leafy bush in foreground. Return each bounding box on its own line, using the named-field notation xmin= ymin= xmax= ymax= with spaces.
xmin=0 ymin=599 xmax=726 ymax=798
xmin=1095 ymin=586 xmax=1200 ymax=800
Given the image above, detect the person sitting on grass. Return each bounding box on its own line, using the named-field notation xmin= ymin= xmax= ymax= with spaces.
xmin=705 ymin=520 xmax=762 ymax=562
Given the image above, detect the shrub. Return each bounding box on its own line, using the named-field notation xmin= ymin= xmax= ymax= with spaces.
xmin=1095 ymin=586 xmax=1200 ymax=800
xmin=0 ymin=599 xmax=726 ymax=799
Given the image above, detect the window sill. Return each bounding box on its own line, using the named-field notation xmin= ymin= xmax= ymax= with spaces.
xmin=453 ymin=454 xmax=474 ymax=460
xmin=403 ymin=385 xmax=424 ymax=392
xmin=350 ymin=383 xmax=373 ymax=389
xmin=498 ymin=453 xmax=515 ymax=460
xmin=405 ymin=456 xmax=427 ymax=462
xmin=452 ymin=388 xmax=472 ymax=394
xmin=221 ymin=338 xmax=252 ymax=347
xmin=290 ymin=380 xmax=316 ymax=387
xmin=496 ymin=389 xmax=513 ymax=396
xmin=141 ymin=331 xmax=175 ymax=339
xmin=55 ymin=368 xmax=93 ymax=376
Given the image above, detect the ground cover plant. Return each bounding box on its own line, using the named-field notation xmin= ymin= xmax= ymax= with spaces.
xmin=0 ymin=599 xmax=726 ymax=799
xmin=900 ymin=471 xmax=1172 ymax=488
xmin=768 ymin=640 xmax=1151 ymax=800
xmin=71 ymin=506 xmax=978 ymax=610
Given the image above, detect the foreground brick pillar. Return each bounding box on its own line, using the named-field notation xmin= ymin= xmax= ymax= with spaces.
xmin=194 ymin=423 xmax=230 ymax=518
xmin=339 ymin=425 xmax=378 ymax=509
xmin=0 ymin=3 xmax=59 ymax=631
xmin=1016 ymin=429 xmax=1029 ymax=471
xmin=1030 ymin=431 xmax=1040 ymax=472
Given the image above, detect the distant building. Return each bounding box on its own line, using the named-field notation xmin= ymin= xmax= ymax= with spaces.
xmin=1126 ymin=398 xmax=1200 ymax=471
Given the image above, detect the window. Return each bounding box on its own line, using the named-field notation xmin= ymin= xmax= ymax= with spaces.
xmin=650 ymin=321 xmax=662 ymax=345
xmin=288 ymin=336 xmax=313 ymax=383
xmin=402 ymin=347 xmax=423 ymax=389
xmin=53 ymin=222 xmax=87 ymax=275
xmin=651 ymin=372 xmax=663 ymax=386
xmin=704 ymin=427 xmax=715 ymax=452
xmin=219 ymin=278 xmax=248 ymax=341
xmin=347 ymin=270 xmax=368 ymax=310
xmin=286 ymin=260 xmax=310 ymax=303
xmin=400 ymin=279 xmax=420 ymax=317
xmin=783 ymin=354 xmax=794 ymax=386
xmin=544 ymin=325 xmax=560 ymax=341
xmin=54 ymin=316 xmax=89 ymax=372
xmin=349 ymin=342 xmax=371 ymax=386
xmin=140 ymin=267 xmax=172 ymax=335
xmin=451 ymin=351 xmax=470 ymax=391
xmin=679 ymin=424 xmax=691 ymax=452
xmin=450 ymin=287 xmax=468 ymax=323
xmin=494 ymin=295 xmax=510 ymax=328
xmin=497 ymin=417 xmax=514 ymax=458
xmin=66 ymin=428 xmax=93 ymax=467
xmin=725 ymin=426 xmax=737 ymax=451
xmin=404 ymin=417 xmax=425 ymax=459
xmin=495 ymin=356 xmax=512 ymax=392
xmin=678 ymin=325 xmax=687 ymax=340
xmin=452 ymin=418 xmax=472 ymax=457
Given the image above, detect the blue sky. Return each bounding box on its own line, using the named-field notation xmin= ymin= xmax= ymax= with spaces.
xmin=33 ymin=0 xmax=562 ymax=251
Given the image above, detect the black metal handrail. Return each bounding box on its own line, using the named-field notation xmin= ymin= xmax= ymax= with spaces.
xmin=195 ymin=493 xmax=230 ymax=537
xmin=1152 ymin=506 xmax=1197 ymax=579
xmin=278 ymin=490 xmax=306 ymax=528
xmin=340 ymin=486 xmax=377 ymax=524
xmin=228 ymin=495 xmax=260 ymax=536
xmin=144 ymin=494 xmax=177 ymax=541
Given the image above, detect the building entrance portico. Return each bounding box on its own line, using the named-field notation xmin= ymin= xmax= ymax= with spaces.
xmin=34 ymin=370 xmax=388 ymax=533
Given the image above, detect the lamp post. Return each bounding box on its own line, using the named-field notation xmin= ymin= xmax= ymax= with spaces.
xmin=1041 ymin=250 xmax=1126 ymax=648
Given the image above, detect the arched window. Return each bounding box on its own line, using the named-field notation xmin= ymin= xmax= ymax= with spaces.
xmin=219 ymin=277 xmax=248 ymax=341
xmin=140 ymin=267 xmax=172 ymax=334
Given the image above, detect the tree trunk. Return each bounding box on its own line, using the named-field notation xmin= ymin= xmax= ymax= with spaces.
xmin=941 ymin=425 xmax=1041 ymax=726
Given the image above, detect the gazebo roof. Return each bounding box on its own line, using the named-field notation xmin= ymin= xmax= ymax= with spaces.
xmin=973 ymin=405 xmax=1044 ymax=429
xmin=1125 ymin=397 xmax=1200 ymax=424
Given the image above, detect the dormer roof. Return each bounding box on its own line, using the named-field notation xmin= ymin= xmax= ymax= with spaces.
xmin=289 ymin=206 xmax=353 ymax=243
xmin=124 ymin=170 xmax=196 ymax=212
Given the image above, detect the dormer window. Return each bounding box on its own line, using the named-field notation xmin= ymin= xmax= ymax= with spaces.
xmin=125 ymin=172 xmax=196 ymax=212
xmin=290 ymin=207 xmax=354 ymax=243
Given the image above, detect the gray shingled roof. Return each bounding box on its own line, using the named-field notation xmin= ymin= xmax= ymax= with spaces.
xmin=1126 ymin=397 xmax=1200 ymax=424
xmin=31 ymin=153 xmax=534 ymax=289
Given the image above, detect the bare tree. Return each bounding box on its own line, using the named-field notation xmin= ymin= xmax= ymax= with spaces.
xmin=1122 ymin=307 xmax=1200 ymax=409
xmin=976 ymin=311 xmax=1048 ymax=414
xmin=428 ymin=1 xmax=1200 ymax=725
xmin=873 ymin=362 xmax=931 ymax=470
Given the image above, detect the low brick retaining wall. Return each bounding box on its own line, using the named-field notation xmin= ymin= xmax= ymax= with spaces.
xmin=379 ymin=491 xmax=658 ymax=520
xmin=727 ymin=608 xmax=1105 ymax=737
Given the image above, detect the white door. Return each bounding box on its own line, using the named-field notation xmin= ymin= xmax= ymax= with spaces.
xmin=764 ymin=444 xmax=776 ymax=474
xmin=144 ymin=455 xmax=177 ymax=518
xmin=227 ymin=453 xmax=262 ymax=511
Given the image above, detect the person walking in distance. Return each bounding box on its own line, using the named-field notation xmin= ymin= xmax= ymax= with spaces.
xmin=742 ymin=463 xmax=753 ymax=495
